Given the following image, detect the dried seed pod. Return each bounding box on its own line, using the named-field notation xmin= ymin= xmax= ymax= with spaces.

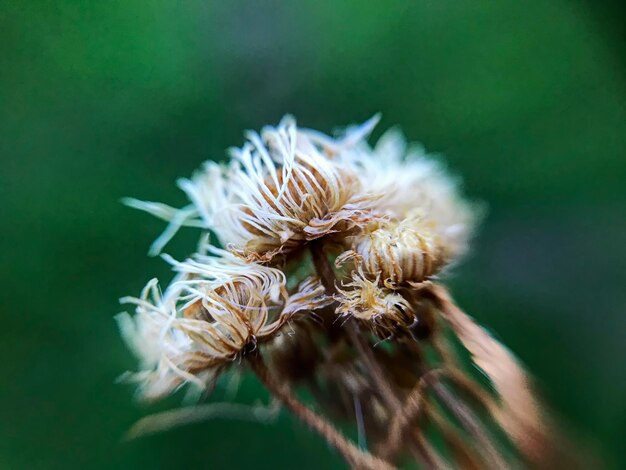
xmin=336 ymin=269 xmax=417 ymax=337
xmin=117 ymin=248 xmax=331 ymax=400
xmin=342 ymin=127 xmax=479 ymax=262
xmin=339 ymin=218 xmax=445 ymax=288
xmin=125 ymin=116 xmax=380 ymax=261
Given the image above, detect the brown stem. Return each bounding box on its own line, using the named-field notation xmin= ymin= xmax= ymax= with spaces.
xmin=411 ymin=431 xmax=451 ymax=470
xmin=248 ymin=352 xmax=394 ymax=470
xmin=425 ymin=284 xmax=550 ymax=465
xmin=379 ymin=369 xmax=441 ymax=460
xmin=430 ymin=285 xmax=587 ymax=469
xmin=346 ymin=325 xmax=401 ymax=408
xmin=431 ymin=374 xmax=507 ymax=469
xmin=424 ymin=402 xmax=482 ymax=470
xmin=309 ymin=240 xmax=338 ymax=295
xmin=309 ymin=241 xmax=401 ymax=412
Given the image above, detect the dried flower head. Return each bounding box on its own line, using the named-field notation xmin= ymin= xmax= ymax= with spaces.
xmin=117 ymin=278 xmax=213 ymax=400
xmin=345 ymin=128 xmax=478 ymax=263
xmin=118 ymin=115 xmax=566 ymax=469
xmin=338 ymin=216 xmax=444 ymax=288
xmin=126 ymin=116 xmax=380 ymax=261
xmin=336 ymin=269 xmax=416 ymax=337
xmin=118 ymin=247 xmax=330 ymax=400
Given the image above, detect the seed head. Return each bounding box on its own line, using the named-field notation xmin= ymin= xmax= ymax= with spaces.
xmin=336 ymin=269 xmax=416 ymax=337
xmin=127 ymin=116 xmax=381 ymax=262
xmin=346 ymin=128 xmax=478 ymax=263
xmin=117 ymin=247 xmax=330 ymax=400
xmin=339 ymin=217 xmax=444 ymax=288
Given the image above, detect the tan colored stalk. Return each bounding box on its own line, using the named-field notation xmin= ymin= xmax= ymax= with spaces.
xmin=423 ymin=402 xmax=482 ymax=470
xmin=248 ymin=352 xmax=394 ymax=470
xmin=410 ymin=431 xmax=451 ymax=470
xmin=425 ymin=284 xmax=549 ymax=465
xmin=379 ymin=369 xmax=441 ymax=460
xmin=430 ymin=378 xmax=508 ymax=469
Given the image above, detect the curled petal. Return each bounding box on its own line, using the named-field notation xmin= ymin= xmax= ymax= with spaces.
xmin=282 ymin=277 xmax=334 ymax=318
xmin=118 ymin=251 xmax=293 ymax=400
xmin=125 ymin=116 xmax=382 ymax=261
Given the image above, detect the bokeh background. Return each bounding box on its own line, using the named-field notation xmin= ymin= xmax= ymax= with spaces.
xmin=2 ymin=1 xmax=625 ymax=468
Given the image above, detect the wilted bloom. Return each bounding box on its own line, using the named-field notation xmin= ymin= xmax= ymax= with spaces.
xmin=345 ymin=128 xmax=478 ymax=263
xmin=118 ymin=247 xmax=330 ymax=400
xmin=118 ymin=115 xmax=563 ymax=470
xmin=126 ymin=116 xmax=380 ymax=262
xmin=336 ymin=268 xmax=416 ymax=337
xmin=338 ymin=216 xmax=444 ymax=288
xmin=117 ymin=278 xmax=212 ymax=400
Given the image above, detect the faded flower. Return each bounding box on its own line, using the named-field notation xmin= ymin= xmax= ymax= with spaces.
xmin=346 ymin=127 xmax=478 ymax=262
xmin=118 ymin=246 xmax=330 ymax=400
xmin=336 ymin=268 xmax=416 ymax=338
xmin=126 ymin=116 xmax=380 ymax=262
xmin=337 ymin=216 xmax=444 ymax=288
xmin=118 ymin=115 xmax=563 ymax=470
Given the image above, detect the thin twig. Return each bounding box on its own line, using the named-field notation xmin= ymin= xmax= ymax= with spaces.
xmin=353 ymin=393 xmax=367 ymax=449
xmin=124 ymin=400 xmax=280 ymax=440
xmin=411 ymin=429 xmax=452 ymax=470
xmin=248 ymin=351 xmax=394 ymax=470
xmin=309 ymin=240 xmax=339 ymax=295
xmin=431 ymin=372 xmax=508 ymax=469
xmin=425 ymin=284 xmax=549 ymax=465
xmin=346 ymin=324 xmax=402 ymax=410
xmin=378 ymin=369 xmax=441 ymax=460
xmin=424 ymin=402 xmax=482 ymax=470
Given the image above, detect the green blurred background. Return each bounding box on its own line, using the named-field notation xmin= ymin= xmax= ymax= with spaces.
xmin=2 ymin=1 xmax=625 ymax=468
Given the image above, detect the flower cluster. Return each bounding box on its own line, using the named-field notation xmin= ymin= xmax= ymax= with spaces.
xmin=117 ymin=115 xmax=563 ymax=470
xmin=119 ymin=115 xmax=476 ymax=399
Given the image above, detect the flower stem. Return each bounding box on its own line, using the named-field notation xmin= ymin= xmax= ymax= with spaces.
xmin=379 ymin=369 xmax=441 ymax=460
xmin=248 ymin=352 xmax=394 ymax=470
xmin=424 ymin=284 xmax=548 ymax=465
xmin=309 ymin=240 xmax=338 ymax=295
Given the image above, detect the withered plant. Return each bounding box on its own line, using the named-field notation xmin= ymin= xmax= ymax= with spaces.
xmin=118 ymin=116 xmax=573 ymax=469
